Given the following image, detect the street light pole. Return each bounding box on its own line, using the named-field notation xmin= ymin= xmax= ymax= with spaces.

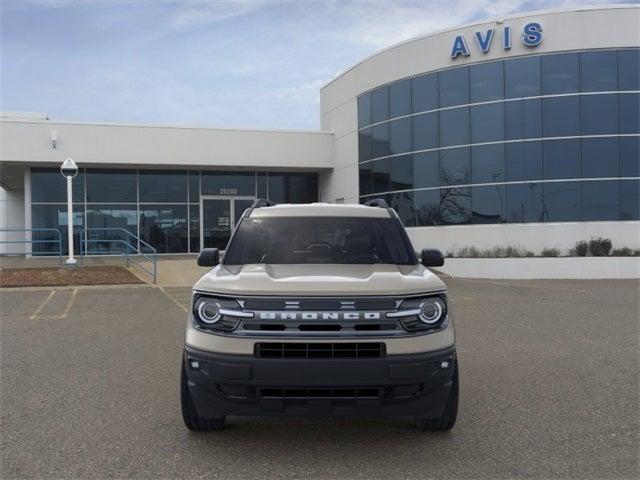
xmin=60 ymin=158 xmax=78 ymax=266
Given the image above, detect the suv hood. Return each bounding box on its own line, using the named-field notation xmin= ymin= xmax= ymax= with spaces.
xmin=193 ymin=264 xmax=446 ymax=296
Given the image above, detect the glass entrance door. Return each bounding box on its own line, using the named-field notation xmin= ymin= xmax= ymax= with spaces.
xmin=200 ymin=197 xmax=254 ymax=250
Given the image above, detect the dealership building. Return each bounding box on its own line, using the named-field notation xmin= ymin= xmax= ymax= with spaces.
xmin=1 ymin=5 xmax=638 ymax=257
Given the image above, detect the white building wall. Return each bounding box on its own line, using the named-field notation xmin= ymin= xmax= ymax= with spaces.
xmin=0 ymin=186 xmax=26 ymax=254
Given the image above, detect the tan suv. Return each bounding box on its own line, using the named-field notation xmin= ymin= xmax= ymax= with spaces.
xmin=181 ymin=199 xmax=458 ymax=431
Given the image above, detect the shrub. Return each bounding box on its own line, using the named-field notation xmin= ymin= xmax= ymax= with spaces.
xmin=589 ymin=237 xmax=612 ymax=257
xmin=575 ymin=241 xmax=589 ymax=257
xmin=611 ymin=247 xmax=640 ymax=257
xmin=540 ymin=248 xmax=561 ymax=257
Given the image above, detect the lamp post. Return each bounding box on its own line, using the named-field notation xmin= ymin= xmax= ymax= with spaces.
xmin=60 ymin=158 xmax=78 ymax=265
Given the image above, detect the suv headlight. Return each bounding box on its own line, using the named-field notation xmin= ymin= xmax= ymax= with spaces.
xmin=388 ymin=294 xmax=448 ymax=332
xmin=192 ymin=294 xmax=253 ymax=332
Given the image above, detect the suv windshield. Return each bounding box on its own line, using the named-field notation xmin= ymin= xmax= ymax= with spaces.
xmin=224 ymin=216 xmax=417 ymax=265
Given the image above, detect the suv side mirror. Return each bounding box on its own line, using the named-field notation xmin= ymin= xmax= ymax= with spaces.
xmin=197 ymin=248 xmax=220 ymax=267
xmin=421 ymin=248 xmax=444 ymax=267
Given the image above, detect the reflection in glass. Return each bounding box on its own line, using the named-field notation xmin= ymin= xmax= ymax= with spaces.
xmin=470 ymin=61 xmax=504 ymax=102
xmin=139 ymin=170 xmax=187 ymax=203
xmin=439 ymin=107 xmax=469 ymax=147
xmin=358 ymin=94 xmax=371 ymax=128
xmin=471 ymin=144 xmax=505 ymax=184
xmin=582 ymin=181 xmax=620 ymax=221
xmin=471 ymin=185 xmax=505 ymax=224
xmin=86 ymin=169 xmax=137 ymax=203
xmin=440 ymin=148 xmax=470 ymax=186
xmin=620 ymin=137 xmax=640 ymax=177
xmin=371 ymin=86 xmax=389 ymax=123
xmin=542 ymin=182 xmax=581 ymax=222
xmin=390 ymin=155 xmax=413 ymax=191
xmin=267 ymin=173 xmax=317 ymax=203
xmin=439 ymin=67 xmax=469 ymax=107
xmin=412 ymin=112 xmax=438 ymax=151
xmin=505 ymin=99 xmax=541 ymax=140
xmin=440 ymin=187 xmax=471 ymax=225
xmin=371 ymin=123 xmax=390 ymax=158
xmin=388 ymin=191 xmax=415 ymax=226
xmin=86 ymin=205 xmax=137 ymax=254
xmin=31 ymin=204 xmax=84 ymax=255
xmin=202 ymin=199 xmax=231 ymax=250
xmin=412 ymin=74 xmax=438 ymax=113
xmin=31 ymin=168 xmax=85 ymax=203
xmin=582 ymin=138 xmax=619 ymax=178
xmin=389 ymin=79 xmax=411 ymax=118
xmin=389 ymin=117 xmax=412 ymax=155
xmin=543 ymin=139 xmax=580 ymax=180
xmin=506 ymin=142 xmax=543 ymax=182
xmin=470 ymin=103 xmax=505 ymax=143
xmin=414 ymin=189 xmax=441 ymax=226
xmin=541 ymin=53 xmax=579 ymax=94
xmin=359 ymin=128 xmax=373 ymax=162
xmin=372 ymin=158 xmax=390 ymax=194
xmin=621 ymin=180 xmax=640 ymax=220
xmin=505 ymin=56 xmax=540 ymax=98
xmin=359 ymin=164 xmax=373 ymax=196
xmin=506 ymin=183 xmax=543 ymax=223
xmin=542 ymin=96 xmax=580 ymax=137
xmin=139 ymin=205 xmax=188 ymax=253
xmin=413 ymin=152 xmax=439 ymax=189
xmin=581 ymin=94 xmax=619 ymax=135
xmin=581 ymin=51 xmax=618 ymax=92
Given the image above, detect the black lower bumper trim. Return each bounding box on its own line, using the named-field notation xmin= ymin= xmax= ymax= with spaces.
xmin=184 ymin=345 xmax=456 ymax=418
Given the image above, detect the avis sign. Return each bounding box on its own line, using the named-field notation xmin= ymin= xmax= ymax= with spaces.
xmin=450 ymin=22 xmax=543 ymax=59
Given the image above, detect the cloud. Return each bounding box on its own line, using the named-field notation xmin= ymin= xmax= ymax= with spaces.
xmin=170 ymin=0 xmax=280 ymax=29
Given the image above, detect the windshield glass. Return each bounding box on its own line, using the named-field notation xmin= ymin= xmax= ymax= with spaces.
xmin=223 ymin=216 xmax=417 ymax=265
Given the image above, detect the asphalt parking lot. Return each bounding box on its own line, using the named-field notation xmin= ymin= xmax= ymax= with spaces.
xmin=1 ymin=278 xmax=638 ymax=479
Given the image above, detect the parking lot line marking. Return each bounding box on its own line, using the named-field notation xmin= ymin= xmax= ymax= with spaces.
xmin=29 ymin=290 xmax=56 ymax=320
xmin=158 ymin=286 xmax=189 ymax=313
xmin=57 ymin=288 xmax=78 ymax=319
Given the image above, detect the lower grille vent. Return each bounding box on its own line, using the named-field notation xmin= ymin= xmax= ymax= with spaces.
xmin=260 ymin=387 xmax=382 ymax=399
xmin=256 ymin=342 xmax=385 ymax=359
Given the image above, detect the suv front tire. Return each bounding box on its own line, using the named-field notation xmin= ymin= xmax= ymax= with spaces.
xmin=180 ymin=360 xmax=226 ymax=431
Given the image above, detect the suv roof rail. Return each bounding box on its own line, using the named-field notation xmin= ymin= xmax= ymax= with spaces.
xmin=251 ymin=198 xmax=276 ymax=209
xmin=364 ymin=198 xmax=389 ymax=208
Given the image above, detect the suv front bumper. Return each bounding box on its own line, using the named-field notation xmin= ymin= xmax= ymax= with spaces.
xmin=184 ymin=345 xmax=456 ymax=418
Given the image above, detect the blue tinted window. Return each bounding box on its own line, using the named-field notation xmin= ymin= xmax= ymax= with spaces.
xmin=439 ymin=107 xmax=469 ymax=147
xmin=139 ymin=170 xmax=187 ymax=203
xmin=505 ymin=56 xmax=541 ymax=98
xmin=506 ymin=142 xmax=543 ymax=182
xmin=543 ymin=181 xmax=581 ymax=222
xmin=388 ymin=191 xmax=415 ymax=226
xmin=440 ymin=187 xmax=471 ymax=225
xmin=470 ymin=103 xmax=505 ymax=143
xmin=413 ymin=152 xmax=439 ymax=189
xmin=189 ymin=171 xmax=200 ymax=202
xmin=505 ymin=99 xmax=541 ymax=140
xmin=543 ymin=96 xmax=580 ymax=137
xmin=581 ymin=94 xmax=619 ymax=135
xmin=414 ymin=189 xmax=441 ymax=226
xmin=389 ymin=117 xmax=412 ymax=155
xmin=440 ymin=147 xmax=470 ymax=186
xmin=372 ymin=158 xmax=390 ymax=193
xmin=620 ymin=93 xmax=639 ymax=134
xmin=620 ymin=137 xmax=640 ymax=177
xmin=412 ymin=112 xmax=438 ymax=151
xmin=86 ymin=205 xmax=138 ymax=253
xmin=506 ymin=183 xmax=543 ymax=223
xmin=31 ymin=168 xmax=85 ymax=203
xmin=371 ymin=87 xmax=389 ymax=123
xmin=619 ymin=49 xmax=640 ymax=91
xmin=412 ymin=73 xmax=438 ymax=112
xmin=31 ymin=204 xmax=84 ymax=255
xmin=86 ymin=169 xmax=136 ymax=203
xmin=359 ymin=128 xmax=372 ymax=162
xmin=582 ymin=137 xmax=619 ymax=178
xmin=582 ymin=180 xmax=620 ymax=221
xmin=267 ymin=173 xmax=317 ymax=203
xmin=389 ymin=79 xmax=411 ymax=118
xmin=470 ymin=61 xmax=504 ymax=102
xmin=139 ymin=205 xmax=188 ymax=253
xmin=189 ymin=205 xmax=199 ymax=253
xmin=257 ymin=172 xmax=267 ymax=198
xmin=541 ymin=53 xmax=579 ymax=94
xmin=359 ymin=164 xmax=372 ymax=196
xmin=472 ymin=185 xmax=506 ymax=224
xmin=358 ymin=94 xmax=371 ymax=128
xmin=390 ymin=155 xmax=413 ymax=191
xmin=371 ymin=124 xmax=390 ymax=158
xmin=439 ymin=67 xmax=469 ymax=107
xmin=543 ymin=139 xmax=580 ymax=180
xmin=471 ymin=144 xmax=505 ymax=184
xmin=581 ymin=51 xmax=618 ymax=92
xmin=621 ymin=179 xmax=640 ymax=220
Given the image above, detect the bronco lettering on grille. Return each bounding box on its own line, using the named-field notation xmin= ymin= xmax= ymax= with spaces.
xmin=256 ymin=312 xmax=382 ymax=321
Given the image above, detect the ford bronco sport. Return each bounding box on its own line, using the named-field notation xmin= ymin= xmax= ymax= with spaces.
xmin=181 ymin=199 xmax=458 ymax=431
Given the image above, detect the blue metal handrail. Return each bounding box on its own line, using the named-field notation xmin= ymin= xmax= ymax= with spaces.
xmin=79 ymin=228 xmax=157 ymax=283
xmin=0 ymin=228 xmax=63 ymax=265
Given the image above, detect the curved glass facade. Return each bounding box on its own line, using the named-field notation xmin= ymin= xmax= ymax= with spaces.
xmin=357 ymin=49 xmax=640 ymax=226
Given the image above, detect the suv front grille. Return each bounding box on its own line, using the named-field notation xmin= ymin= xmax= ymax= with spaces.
xmin=242 ymin=298 xmax=397 ymax=311
xmin=255 ymin=342 xmax=385 ymax=359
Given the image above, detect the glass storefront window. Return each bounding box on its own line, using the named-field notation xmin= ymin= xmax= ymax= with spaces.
xmin=139 ymin=170 xmax=187 ymax=203
xmin=582 ymin=137 xmax=619 ymax=178
xmin=257 ymin=173 xmax=268 ymax=198
xmin=31 ymin=168 xmax=85 ymax=203
xmin=188 ymin=171 xmax=200 ymax=202
xmin=621 ymin=180 xmax=640 ymax=220
xmin=414 ymin=189 xmax=441 ymax=226
xmin=139 ymin=205 xmax=188 ymax=253
xmin=440 ymin=187 xmax=471 ymax=225
xmin=440 ymin=148 xmax=470 ymax=186
xmin=412 ymin=112 xmax=438 ymax=151
xmin=470 ymin=103 xmax=505 ymax=143
xmin=506 ymin=142 xmax=543 ymax=182
xmin=543 ymin=139 xmax=580 ymax=180
xmin=358 ymin=93 xmax=371 ymax=128
xmin=505 ymin=56 xmax=541 ymax=98
xmin=85 ymin=205 xmax=137 ymax=254
xmin=618 ymin=49 xmax=640 ymax=91
xmin=439 ymin=67 xmax=469 ymax=107
xmin=470 ymin=61 xmax=504 ymax=102
xmin=86 ymin=169 xmax=136 ymax=203
xmin=471 ymin=185 xmax=506 ymax=224
xmin=31 ymin=204 xmax=84 ymax=255
xmin=201 ymin=172 xmax=255 ymax=196
xmin=582 ymin=180 xmax=620 ymax=221
xmin=439 ymin=107 xmax=469 ymax=147
xmin=389 ymin=117 xmax=412 ymax=155
xmin=371 ymin=86 xmax=389 ymax=124
xmin=506 ymin=183 xmax=543 ymax=223
xmin=581 ymin=51 xmax=618 ymax=92
xmin=581 ymin=94 xmax=619 ymax=135
xmin=411 ymin=73 xmax=438 ymax=113
xmin=541 ymin=53 xmax=579 ymax=95
xmin=389 ymin=79 xmax=411 ymax=118
xmin=413 ymin=152 xmax=439 ymax=189
xmin=267 ymin=173 xmax=317 ymax=203
xmin=189 ymin=205 xmax=200 ymax=252
xmin=542 ymin=96 xmax=580 ymax=137
xmin=471 ymin=144 xmax=505 ymax=184
xmin=542 ymin=182 xmax=581 ymax=222
xmin=505 ymin=99 xmax=542 ymax=140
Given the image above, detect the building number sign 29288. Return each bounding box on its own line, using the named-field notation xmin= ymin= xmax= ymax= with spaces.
xmin=219 ymin=188 xmax=238 ymax=195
